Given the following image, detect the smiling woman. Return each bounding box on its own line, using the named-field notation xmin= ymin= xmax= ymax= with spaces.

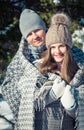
xmin=38 ymin=12 xmax=84 ymax=130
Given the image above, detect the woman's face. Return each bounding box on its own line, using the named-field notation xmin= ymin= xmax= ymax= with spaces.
xmin=50 ymin=43 xmax=67 ymax=63
xmin=26 ymin=29 xmax=46 ymax=47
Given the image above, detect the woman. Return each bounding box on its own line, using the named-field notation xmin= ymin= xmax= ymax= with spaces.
xmin=38 ymin=13 xmax=84 ymax=130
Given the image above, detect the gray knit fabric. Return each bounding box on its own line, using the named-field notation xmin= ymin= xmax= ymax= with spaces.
xmin=1 ymin=38 xmax=84 ymax=130
xmin=14 ymin=65 xmax=47 ymax=130
xmin=34 ymin=63 xmax=84 ymax=130
xmin=70 ymin=64 xmax=84 ymax=130
xmin=1 ymin=37 xmax=47 ymax=128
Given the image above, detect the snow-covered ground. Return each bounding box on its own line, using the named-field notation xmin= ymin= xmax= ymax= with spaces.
xmin=0 ymin=88 xmax=14 ymax=130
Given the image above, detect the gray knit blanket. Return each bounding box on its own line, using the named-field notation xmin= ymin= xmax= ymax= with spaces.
xmin=1 ymin=37 xmax=47 ymax=130
xmin=1 ymin=37 xmax=84 ymax=130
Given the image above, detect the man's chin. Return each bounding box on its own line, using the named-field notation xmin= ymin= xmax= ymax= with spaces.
xmin=35 ymin=42 xmax=43 ymax=47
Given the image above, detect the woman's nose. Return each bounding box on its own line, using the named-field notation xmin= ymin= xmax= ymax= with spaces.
xmin=55 ymin=47 xmax=60 ymax=53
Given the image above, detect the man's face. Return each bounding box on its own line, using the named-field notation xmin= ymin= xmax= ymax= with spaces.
xmin=26 ymin=29 xmax=46 ymax=47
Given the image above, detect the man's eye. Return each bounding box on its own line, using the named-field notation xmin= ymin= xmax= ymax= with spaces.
xmin=28 ymin=33 xmax=32 ymax=36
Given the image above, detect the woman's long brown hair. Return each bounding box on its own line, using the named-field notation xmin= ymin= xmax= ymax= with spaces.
xmin=39 ymin=45 xmax=79 ymax=83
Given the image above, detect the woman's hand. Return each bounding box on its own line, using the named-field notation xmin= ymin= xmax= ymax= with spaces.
xmin=51 ymin=78 xmax=66 ymax=99
xmin=61 ymin=85 xmax=76 ymax=110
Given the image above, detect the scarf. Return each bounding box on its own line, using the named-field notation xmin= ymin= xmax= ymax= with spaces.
xmin=1 ymin=37 xmax=47 ymax=128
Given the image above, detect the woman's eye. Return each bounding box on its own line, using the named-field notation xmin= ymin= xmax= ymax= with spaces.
xmin=51 ymin=46 xmax=55 ymax=49
xmin=60 ymin=45 xmax=65 ymax=48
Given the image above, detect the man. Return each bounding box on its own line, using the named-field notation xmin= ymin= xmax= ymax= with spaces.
xmin=0 ymin=9 xmax=47 ymax=130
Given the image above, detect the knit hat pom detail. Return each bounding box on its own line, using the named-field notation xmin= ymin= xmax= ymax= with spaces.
xmin=51 ymin=13 xmax=71 ymax=28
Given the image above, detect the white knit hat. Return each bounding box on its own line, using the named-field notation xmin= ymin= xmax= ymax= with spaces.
xmin=46 ymin=13 xmax=72 ymax=48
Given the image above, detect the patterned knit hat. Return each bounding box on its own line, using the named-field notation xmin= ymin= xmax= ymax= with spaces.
xmin=46 ymin=13 xmax=72 ymax=48
xmin=19 ymin=9 xmax=46 ymax=38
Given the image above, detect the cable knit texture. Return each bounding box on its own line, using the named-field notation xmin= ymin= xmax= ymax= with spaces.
xmin=1 ymin=37 xmax=47 ymax=130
